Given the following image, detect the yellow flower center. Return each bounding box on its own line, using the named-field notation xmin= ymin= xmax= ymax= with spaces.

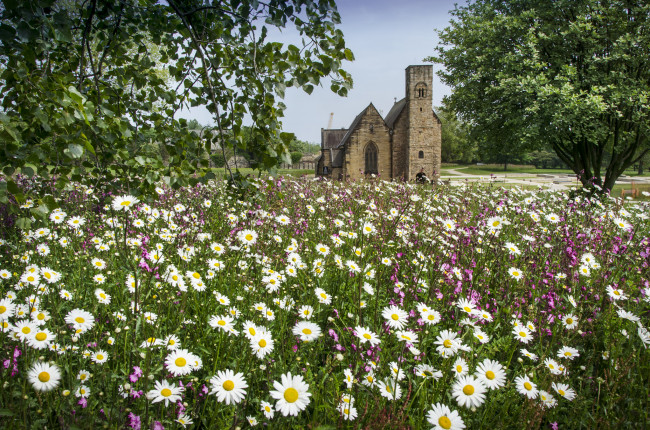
xmin=438 ymin=416 xmax=452 ymax=429
xmin=391 ymin=314 xmax=399 ymax=321
xmin=559 ymin=389 xmax=565 ymax=396
xmin=218 ymin=320 xmax=226 ymax=326
xmin=96 ymin=354 xmax=104 ymax=360
xmin=175 ymin=357 xmax=187 ymax=367
xmin=302 ymin=328 xmax=312 ymax=335
xmin=614 ymin=290 xmax=620 ymax=296
xmin=443 ymin=339 xmax=452 ymax=348
xmin=463 ymin=306 xmax=471 ymax=312
xmin=524 ymin=382 xmax=533 ymax=391
xmin=245 ymin=234 xmax=253 ymax=241
xmin=223 ymin=380 xmax=235 ymax=391
xmin=564 ymin=352 xmax=572 ymax=356
xmin=486 ymin=370 xmax=495 ymax=380
xmin=566 ymin=318 xmax=573 ymax=324
xmin=456 ymin=365 xmax=462 ymax=373
xmin=120 ymin=201 xmax=131 ymax=206
xmin=428 ymin=314 xmax=436 ymax=321
xmin=35 ymin=332 xmax=47 ymax=341
xmin=38 ymin=371 xmax=50 ymax=383
xmin=80 ymin=374 xmax=87 ymax=380
xmin=463 ymin=385 xmax=475 ymax=395
xmin=192 ymin=272 xmax=200 ymax=279
xmin=363 ymin=333 xmax=372 ymax=340
xmin=284 ymin=387 xmax=299 ymax=403
xmin=320 ymin=293 xmax=327 ymax=299
xmin=22 ymin=327 xmax=31 ymax=334
xmin=0 ymin=306 xmax=5 ymax=314
xmin=519 ymin=331 xmax=526 ymax=337
xmin=161 ymin=388 xmax=172 ymax=397
xmin=100 ymin=293 xmax=106 ymax=299
xmin=44 ymin=273 xmax=51 ymax=279
xmin=75 ymin=317 xmax=85 ymax=324
xmin=249 ymin=328 xmax=256 ymax=336
xmin=258 ymin=339 xmax=267 ymax=348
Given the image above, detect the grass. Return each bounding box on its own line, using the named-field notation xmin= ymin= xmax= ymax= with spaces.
xmin=210 ymin=168 xmax=314 ymax=178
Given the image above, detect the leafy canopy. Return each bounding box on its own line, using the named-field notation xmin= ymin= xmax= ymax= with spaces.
xmin=430 ymin=0 xmax=650 ymax=191
xmin=0 ymin=0 xmax=353 ymax=226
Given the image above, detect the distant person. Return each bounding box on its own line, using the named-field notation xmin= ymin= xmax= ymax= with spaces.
xmin=416 ymin=168 xmax=428 ymax=184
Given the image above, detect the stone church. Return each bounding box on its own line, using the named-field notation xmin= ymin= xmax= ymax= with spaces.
xmin=316 ymin=65 xmax=441 ymax=181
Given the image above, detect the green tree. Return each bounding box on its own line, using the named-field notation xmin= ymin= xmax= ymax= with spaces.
xmin=430 ymin=0 xmax=650 ymax=191
xmin=437 ymin=106 xmax=477 ymax=164
xmin=0 ymin=0 xmax=353 ymax=224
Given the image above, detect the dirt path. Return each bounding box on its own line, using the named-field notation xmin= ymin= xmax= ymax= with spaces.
xmin=439 ymin=167 xmax=573 ymax=191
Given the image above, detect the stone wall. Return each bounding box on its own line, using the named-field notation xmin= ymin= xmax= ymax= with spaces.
xmin=342 ymin=105 xmax=391 ymax=180
xmin=391 ymin=107 xmax=409 ymax=181
xmin=406 ymin=65 xmax=441 ymax=180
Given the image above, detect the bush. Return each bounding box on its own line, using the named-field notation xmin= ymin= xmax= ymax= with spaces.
xmin=211 ymin=152 xmax=226 ymax=168
xmin=290 ymin=151 xmax=303 ymax=165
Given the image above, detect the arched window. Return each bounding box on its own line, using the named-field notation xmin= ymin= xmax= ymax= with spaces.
xmin=365 ymin=143 xmax=378 ymax=174
xmin=418 ymin=151 xmax=424 ymax=159
xmin=415 ymin=82 xmax=427 ymax=98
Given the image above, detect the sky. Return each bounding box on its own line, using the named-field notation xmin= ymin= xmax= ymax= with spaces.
xmin=179 ymin=0 xmax=460 ymax=144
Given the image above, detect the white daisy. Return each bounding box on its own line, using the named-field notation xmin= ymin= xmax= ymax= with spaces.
xmin=269 ymin=372 xmax=311 ymax=417
xmin=210 ymin=369 xmax=248 ymax=405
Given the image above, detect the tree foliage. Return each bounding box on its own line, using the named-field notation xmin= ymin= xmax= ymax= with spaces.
xmin=0 ymin=0 xmax=353 ymax=224
xmin=430 ymin=0 xmax=650 ymax=191
xmin=437 ymin=106 xmax=477 ymax=164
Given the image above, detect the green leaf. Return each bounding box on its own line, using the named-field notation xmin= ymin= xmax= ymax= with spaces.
xmin=67 ymin=86 xmax=85 ymax=104
xmin=6 ymin=180 xmax=20 ymax=195
xmin=22 ymin=163 xmax=37 ymax=178
xmin=15 ymin=217 xmax=32 ymax=230
xmin=30 ymin=204 xmax=49 ymax=220
xmin=66 ymin=144 xmax=84 ymax=159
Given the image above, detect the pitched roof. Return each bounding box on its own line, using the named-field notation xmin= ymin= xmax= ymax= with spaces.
xmin=337 ymin=103 xmax=384 ymax=149
xmin=384 ymin=98 xmax=406 ymax=129
xmin=321 ymin=128 xmax=348 ymax=149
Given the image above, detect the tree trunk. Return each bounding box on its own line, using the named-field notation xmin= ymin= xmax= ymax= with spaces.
xmin=638 ymin=159 xmax=644 ymax=175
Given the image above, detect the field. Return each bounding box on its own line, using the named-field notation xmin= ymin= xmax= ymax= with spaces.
xmin=0 ymin=176 xmax=649 ymax=429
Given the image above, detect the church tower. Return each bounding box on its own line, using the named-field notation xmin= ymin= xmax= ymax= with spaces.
xmin=405 ymin=65 xmax=440 ymax=180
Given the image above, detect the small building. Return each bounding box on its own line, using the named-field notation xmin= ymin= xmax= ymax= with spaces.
xmin=316 ymin=65 xmax=441 ymax=181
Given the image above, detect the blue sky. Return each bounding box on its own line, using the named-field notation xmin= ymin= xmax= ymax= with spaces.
xmin=180 ymin=0 xmax=460 ymax=144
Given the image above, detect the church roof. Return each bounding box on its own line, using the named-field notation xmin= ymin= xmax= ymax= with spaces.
xmin=384 ymin=98 xmax=406 ymax=129
xmin=321 ymin=128 xmax=348 ymax=149
xmin=336 ymin=104 xmax=370 ymax=149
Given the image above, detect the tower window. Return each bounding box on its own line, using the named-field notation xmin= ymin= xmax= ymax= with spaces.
xmin=418 ymin=151 xmax=424 ymax=159
xmin=414 ymin=82 xmax=427 ymax=99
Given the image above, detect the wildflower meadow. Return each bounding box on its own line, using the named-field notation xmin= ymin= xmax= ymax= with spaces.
xmin=0 ymin=176 xmax=649 ymax=429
